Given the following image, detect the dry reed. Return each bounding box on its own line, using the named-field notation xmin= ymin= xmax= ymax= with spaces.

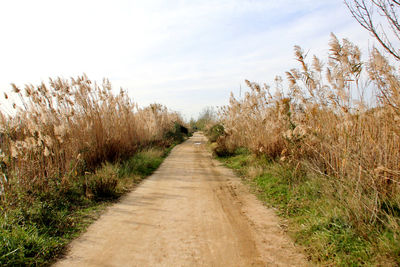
xmin=219 ymin=34 xmax=400 ymax=231
xmin=0 ymin=74 xmax=182 ymax=199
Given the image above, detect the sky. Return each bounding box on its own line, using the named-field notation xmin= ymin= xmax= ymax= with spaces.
xmin=0 ymin=0 xmax=374 ymax=119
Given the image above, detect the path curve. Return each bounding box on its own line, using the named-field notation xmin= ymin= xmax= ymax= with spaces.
xmin=54 ymin=132 xmax=307 ymax=267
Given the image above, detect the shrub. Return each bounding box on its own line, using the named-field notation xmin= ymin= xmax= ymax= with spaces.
xmin=207 ymin=124 xmax=225 ymax=143
xmin=88 ymin=163 xmax=119 ymax=199
xmin=210 ymin=135 xmax=236 ymax=157
xmin=164 ymin=122 xmax=189 ymax=144
xmin=194 ymin=106 xmax=217 ymax=130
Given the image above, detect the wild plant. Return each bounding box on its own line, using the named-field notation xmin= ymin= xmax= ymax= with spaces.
xmin=219 ymin=34 xmax=400 ymax=232
xmin=0 ymin=74 xmax=182 ymax=201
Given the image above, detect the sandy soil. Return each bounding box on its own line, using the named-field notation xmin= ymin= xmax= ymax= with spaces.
xmin=54 ymin=132 xmax=308 ymax=267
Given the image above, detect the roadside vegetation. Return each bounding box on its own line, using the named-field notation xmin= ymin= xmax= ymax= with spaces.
xmin=207 ymin=34 xmax=400 ymax=266
xmin=0 ymin=75 xmax=189 ymax=265
xmin=189 ymin=106 xmax=217 ymax=132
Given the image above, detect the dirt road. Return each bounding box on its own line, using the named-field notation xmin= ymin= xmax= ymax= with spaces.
xmin=55 ymin=133 xmax=307 ymax=267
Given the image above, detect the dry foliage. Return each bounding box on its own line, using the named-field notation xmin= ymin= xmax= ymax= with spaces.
xmin=0 ymin=74 xmax=181 ymax=198
xmin=219 ymin=34 xmax=400 ymax=230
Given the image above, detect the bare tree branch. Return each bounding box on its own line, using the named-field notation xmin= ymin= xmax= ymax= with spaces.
xmin=345 ymin=0 xmax=400 ymax=60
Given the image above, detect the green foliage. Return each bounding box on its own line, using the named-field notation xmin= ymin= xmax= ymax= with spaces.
xmin=88 ymin=163 xmax=119 ymax=200
xmin=220 ymin=148 xmax=251 ymax=173
xmin=189 ymin=118 xmax=198 ymax=132
xmin=0 ymin=187 xmax=103 ymax=266
xmin=207 ymin=124 xmax=225 ymax=142
xmin=194 ymin=106 xmax=216 ymax=130
xmin=164 ymin=122 xmax=189 ymax=144
xmin=118 ymin=150 xmax=164 ymax=179
xmin=0 ymin=219 xmax=60 ymax=266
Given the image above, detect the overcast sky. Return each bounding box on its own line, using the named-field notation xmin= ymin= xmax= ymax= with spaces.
xmin=0 ymin=0 xmax=373 ymax=119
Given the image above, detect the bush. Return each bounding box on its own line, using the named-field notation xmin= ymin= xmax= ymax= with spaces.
xmin=164 ymin=122 xmax=189 ymax=144
xmin=207 ymin=124 xmax=225 ymax=143
xmin=195 ymin=106 xmax=217 ymax=130
xmin=88 ymin=163 xmax=119 ymax=199
xmin=210 ymin=136 xmax=236 ymax=157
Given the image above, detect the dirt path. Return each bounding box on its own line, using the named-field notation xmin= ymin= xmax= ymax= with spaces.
xmin=54 ymin=133 xmax=307 ymax=267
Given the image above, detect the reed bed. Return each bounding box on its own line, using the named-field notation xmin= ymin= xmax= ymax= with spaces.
xmin=218 ymin=34 xmax=400 ymax=234
xmin=0 ymin=74 xmax=182 ymax=201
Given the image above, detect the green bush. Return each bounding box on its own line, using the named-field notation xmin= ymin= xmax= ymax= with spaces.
xmin=164 ymin=122 xmax=189 ymax=144
xmin=88 ymin=163 xmax=119 ymax=199
xmin=207 ymin=124 xmax=225 ymax=143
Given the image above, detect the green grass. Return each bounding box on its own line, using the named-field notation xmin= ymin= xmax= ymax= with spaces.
xmin=0 ymin=146 xmax=173 ymax=266
xmin=118 ymin=149 xmax=165 ymax=178
xmin=0 ymin=201 xmax=107 ymax=266
xmin=216 ymin=148 xmax=400 ymax=266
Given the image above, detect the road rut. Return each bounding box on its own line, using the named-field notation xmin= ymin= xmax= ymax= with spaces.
xmin=54 ymin=132 xmax=307 ymax=266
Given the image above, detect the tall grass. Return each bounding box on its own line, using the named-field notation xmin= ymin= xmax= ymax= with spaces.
xmin=0 ymin=74 xmax=182 ymax=202
xmin=0 ymin=75 xmax=185 ymax=264
xmin=217 ymin=34 xmax=400 ymax=238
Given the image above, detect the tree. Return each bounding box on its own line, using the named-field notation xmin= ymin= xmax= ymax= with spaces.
xmin=196 ymin=106 xmax=216 ymax=130
xmin=345 ymin=0 xmax=400 ymax=60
